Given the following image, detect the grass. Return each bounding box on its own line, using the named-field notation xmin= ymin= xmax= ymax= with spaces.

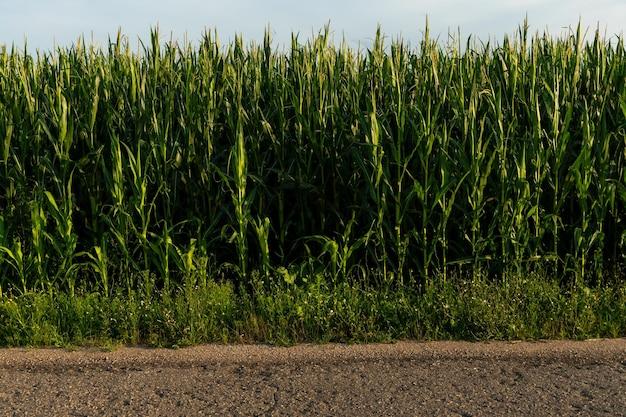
xmin=0 ymin=21 xmax=625 ymax=346
xmin=1 ymin=271 xmax=625 ymax=347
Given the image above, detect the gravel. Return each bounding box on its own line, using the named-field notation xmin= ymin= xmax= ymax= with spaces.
xmin=0 ymin=339 xmax=624 ymax=416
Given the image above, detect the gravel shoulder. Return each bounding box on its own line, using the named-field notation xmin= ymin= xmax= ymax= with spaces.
xmin=0 ymin=339 xmax=625 ymax=416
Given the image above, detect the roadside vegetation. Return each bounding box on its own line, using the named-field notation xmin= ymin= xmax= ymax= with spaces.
xmin=0 ymin=22 xmax=625 ymax=346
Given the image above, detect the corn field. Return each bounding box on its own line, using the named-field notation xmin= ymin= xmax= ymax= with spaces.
xmin=0 ymin=23 xmax=625 ymax=297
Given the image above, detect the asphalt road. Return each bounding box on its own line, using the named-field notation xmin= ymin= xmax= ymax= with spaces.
xmin=0 ymin=339 xmax=624 ymax=416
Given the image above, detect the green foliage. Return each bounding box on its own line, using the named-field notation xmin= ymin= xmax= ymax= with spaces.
xmin=2 ymin=24 xmax=624 ymax=292
xmin=0 ymin=272 xmax=624 ymax=346
xmin=0 ymin=23 xmax=625 ymax=345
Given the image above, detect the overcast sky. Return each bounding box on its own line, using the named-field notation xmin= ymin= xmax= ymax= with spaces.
xmin=1 ymin=0 xmax=625 ymax=51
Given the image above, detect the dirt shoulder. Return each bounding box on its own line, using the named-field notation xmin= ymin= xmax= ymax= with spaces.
xmin=1 ymin=339 xmax=625 ymax=416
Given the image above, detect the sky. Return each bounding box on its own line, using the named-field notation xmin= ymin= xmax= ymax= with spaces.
xmin=1 ymin=0 xmax=625 ymax=51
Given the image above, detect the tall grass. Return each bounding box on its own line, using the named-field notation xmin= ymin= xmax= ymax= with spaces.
xmin=0 ymin=22 xmax=624 ymax=298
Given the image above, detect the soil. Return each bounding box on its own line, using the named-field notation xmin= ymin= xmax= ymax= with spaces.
xmin=0 ymin=339 xmax=624 ymax=416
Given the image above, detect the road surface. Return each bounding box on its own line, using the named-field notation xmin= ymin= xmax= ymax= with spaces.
xmin=0 ymin=339 xmax=624 ymax=416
